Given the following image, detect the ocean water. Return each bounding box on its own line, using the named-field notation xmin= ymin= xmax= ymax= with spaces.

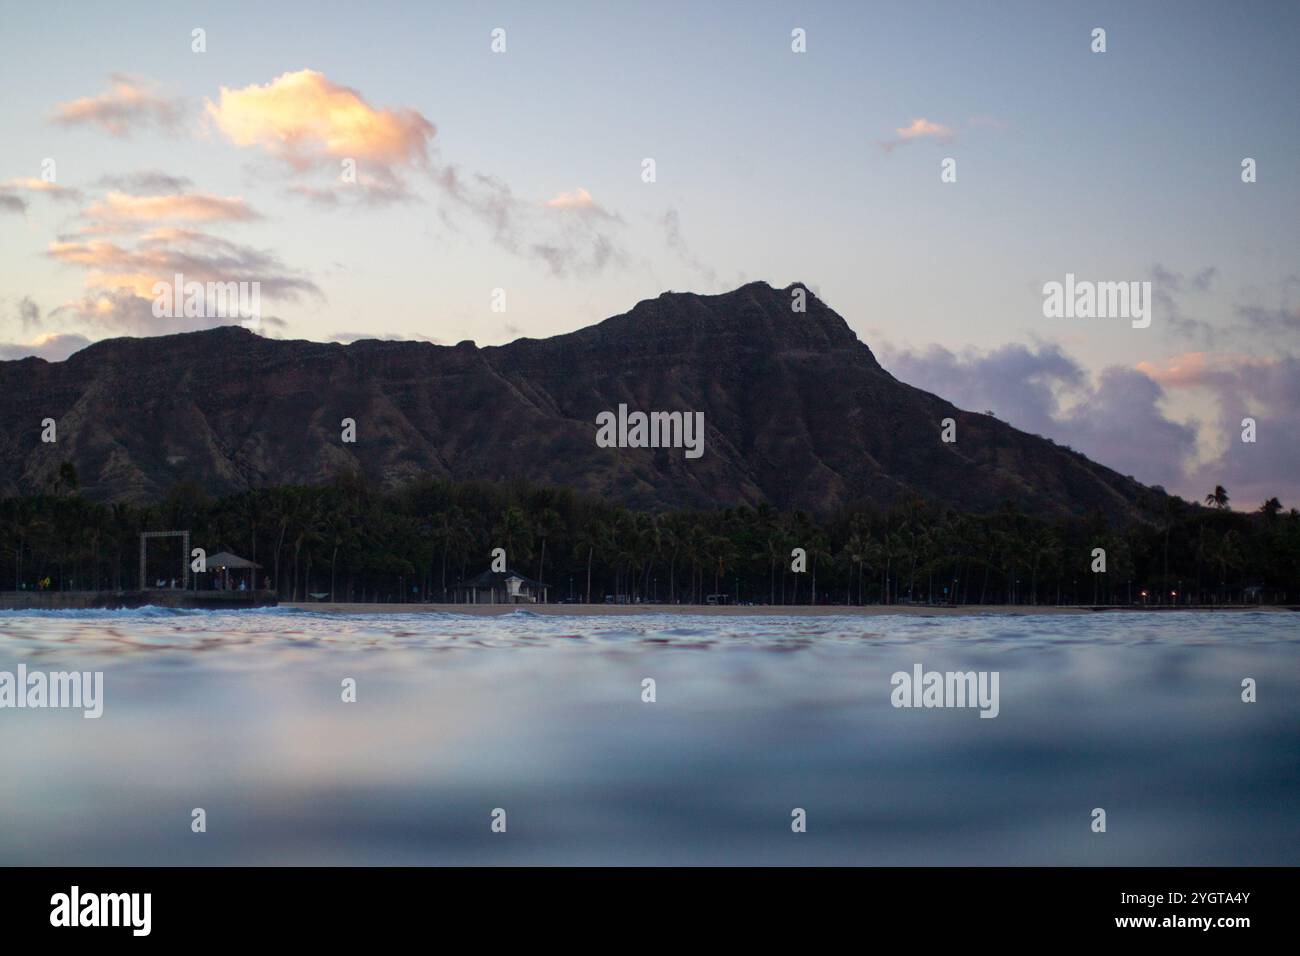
xmin=0 ymin=608 xmax=1296 ymax=865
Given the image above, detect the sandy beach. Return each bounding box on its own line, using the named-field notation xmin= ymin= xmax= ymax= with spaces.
xmin=282 ymin=602 xmax=1295 ymax=616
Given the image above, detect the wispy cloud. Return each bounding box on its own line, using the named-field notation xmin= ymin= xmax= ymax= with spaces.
xmin=433 ymin=165 xmax=627 ymax=276
xmin=0 ymin=193 xmax=28 ymax=216
xmin=95 ymin=171 xmax=194 ymax=195
xmin=1238 ymin=304 xmax=1300 ymax=333
xmin=47 ymin=227 xmax=320 ymax=333
xmin=1 ymin=178 xmax=82 ymax=202
xmin=1152 ymin=263 xmax=1217 ymax=294
xmin=545 ymin=187 xmax=617 ymax=220
xmin=53 ymin=75 xmax=185 ymax=137
xmin=286 ymin=177 xmax=416 ymax=209
xmin=661 ymin=208 xmax=717 ymax=285
xmin=86 ymin=191 xmax=260 ymax=224
xmin=14 ymin=295 xmax=42 ymax=331
xmin=878 ymin=117 xmax=954 ymax=152
xmin=1148 ymin=263 xmax=1219 ymax=343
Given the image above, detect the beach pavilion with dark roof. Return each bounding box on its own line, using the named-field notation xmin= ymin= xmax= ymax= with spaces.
xmin=203 ymin=551 xmax=262 ymax=591
xmin=450 ymin=568 xmax=548 ymax=604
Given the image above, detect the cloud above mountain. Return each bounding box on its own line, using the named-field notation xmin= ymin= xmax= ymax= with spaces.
xmin=205 ymin=69 xmax=436 ymax=173
xmin=881 ymin=341 xmax=1299 ymax=507
xmin=202 ymin=68 xmax=627 ymax=275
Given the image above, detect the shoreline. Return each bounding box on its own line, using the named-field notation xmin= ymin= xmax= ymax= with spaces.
xmin=281 ymin=602 xmax=1296 ymax=617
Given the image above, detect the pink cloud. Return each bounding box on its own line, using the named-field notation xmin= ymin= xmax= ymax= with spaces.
xmin=53 ymin=75 xmax=185 ymax=137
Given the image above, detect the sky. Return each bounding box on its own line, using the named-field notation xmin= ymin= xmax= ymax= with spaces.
xmin=1 ymin=0 xmax=1297 ymax=506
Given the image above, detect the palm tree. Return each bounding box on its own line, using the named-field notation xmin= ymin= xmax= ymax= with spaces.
xmin=267 ymin=491 xmax=291 ymax=597
xmin=325 ymin=510 xmax=358 ymax=602
xmin=756 ymin=530 xmax=786 ymax=605
xmin=659 ymin=515 xmax=685 ymax=603
xmin=782 ymin=510 xmax=813 ymax=604
xmin=683 ymin=523 xmax=711 ymax=603
xmin=236 ymin=490 xmax=265 ymax=578
xmin=274 ymin=489 xmax=322 ymax=601
xmin=842 ymin=531 xmax=870 ymax=605
xmin=109 ymin=501 xmax=136 ymax=590
xmin=887 ymin=530 xmax=912 ymax=602
xmin=533 ymin=508 xmax=562 ymax=598
xmin=572 ymin=520 xmax=605 ymax=604
xmin=708 ymin=534 xmax=739 ymax=600
xmin=429 ymin=506 xmax=470 ymax=601
xmin=632 ymin=511 xmax=659 ymax=601
xmin=7 ymin=499 xmax=46 ymax=590
xmin=79 ymin=504 xmax=110 ymax=591
xmin=1205 ymin=528 xmax=1243 ymax=602
xmin=1205 ymin=485 xmax=1230 ymax=510
xmin=1260 ymin=497 xmax=1283 ymax=520
xmin=807 ymin=532 xmax=832 ymax=605
xmin=492 ymin=506 xmax=533 ymax=568
xmin=292 ymin=498 xmax=327 ymax=601
xmin=1027 ymin=528 xmax=1060 ymax=606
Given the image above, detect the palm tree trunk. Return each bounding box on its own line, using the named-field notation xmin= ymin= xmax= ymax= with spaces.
xmin=585 ymin=545 xmax=593 ymax=603
xmin=273 ymin=519 xmax=287 ymax=597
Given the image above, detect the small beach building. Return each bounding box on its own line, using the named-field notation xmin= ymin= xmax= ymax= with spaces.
xmin=203 ymin=551 xmax=262 ymax=591
xmin=451 ymin=568 xmax=548 ymax=604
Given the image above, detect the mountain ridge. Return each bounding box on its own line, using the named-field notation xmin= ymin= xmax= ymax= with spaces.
xmin=0 ymin=282 xmax=1164 ymax=518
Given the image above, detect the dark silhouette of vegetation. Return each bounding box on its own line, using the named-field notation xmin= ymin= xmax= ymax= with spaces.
xmin=2 ymin=471 xmax=1297 ymax=605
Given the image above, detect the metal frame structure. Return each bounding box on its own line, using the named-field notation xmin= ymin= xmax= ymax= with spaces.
xmin=139 ymin=531 xmax=190 ymax=591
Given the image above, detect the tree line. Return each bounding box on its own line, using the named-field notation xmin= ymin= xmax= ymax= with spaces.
xmin=1 ymin=468 xmax=1297 ymax=605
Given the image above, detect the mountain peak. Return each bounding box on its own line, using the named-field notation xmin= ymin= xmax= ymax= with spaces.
xmin=0 ymin=285 xmax=1159 ymax=518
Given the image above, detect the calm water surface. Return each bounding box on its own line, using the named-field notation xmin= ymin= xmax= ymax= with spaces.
xmin=1 ymin=608 xmax=1296 ymax=865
